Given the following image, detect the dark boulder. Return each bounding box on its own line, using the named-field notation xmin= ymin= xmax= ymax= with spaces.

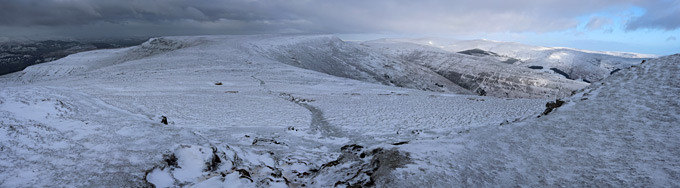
xmin=541 ymin=99 xmax=565 ymax=116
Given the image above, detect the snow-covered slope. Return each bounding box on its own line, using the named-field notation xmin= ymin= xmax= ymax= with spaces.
xmin=0 ymin=35 xmax=545 ymax=187
xmin=381 ymin=38 xmax=654 ymax=83
xmin=385 ymin=54 xmax=680 ymax=187
xmin=0 ymin=34 xmax=676 ymax=187
xmin=361 ymin=39 xmax=588 ymax=98
xmin=2 ymin=35 xmax=471 ymax=95
xmin=3 ymin=37 xmax=205 ymax=84
xmin=246 ymin=35 xmax=471 ymax=94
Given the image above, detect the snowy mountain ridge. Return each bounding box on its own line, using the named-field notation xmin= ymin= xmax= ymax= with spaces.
xmin=403 ymin=37 xmax=657 ymax=58
xmin=245 ymin=35 xmax=472 ymax=94
xmin=361 ymin=39 xmax=589 ymax=98
xmin=374 ymin=38 xmax=654 ymax=83
xmin=4 ymin=35 xmax=648 ymax=99
xmin=3 ymin=35 xmax=472 ymax=95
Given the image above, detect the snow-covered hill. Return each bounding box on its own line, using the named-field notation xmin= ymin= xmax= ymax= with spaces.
xmin=0 ymin=38 xmax=147 ymax=76
xmin=376 ymin=38 xmax=654 ymax=83
xmin=384 ymin=54 xmax=680 ymax=187
xmin=2 ymin=35 xmax=472 ymax=95
xmin=0 ymin=35 xmax=676 ymax=187
xmin=5 ymin=35 xmax=621 ymax=99
xmin=245 ymin=35 xmax=471 ymax=94
xmin=361 ymin=39 xmax=588 ymax=98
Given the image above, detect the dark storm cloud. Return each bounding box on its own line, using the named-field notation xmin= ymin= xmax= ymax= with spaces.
xmin=0 ymin=0 xmax=676 ymax=39
xmin=0 ymin=0 xmax=328 ymax=38
xmin=0 ymin=0 xmax=302 ymax=25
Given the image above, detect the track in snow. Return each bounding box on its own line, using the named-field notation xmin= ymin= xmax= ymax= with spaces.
xmin=251 ymin=72 xmax=345 ymax=139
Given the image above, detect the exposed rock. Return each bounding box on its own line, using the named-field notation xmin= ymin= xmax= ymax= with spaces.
xmin=540 ymin=99 xmax=566 ymax=116
xmin=160 ymin=116 xmax=168 ymax=125
xmin=528 ymin=66 xmax=543 ymax=69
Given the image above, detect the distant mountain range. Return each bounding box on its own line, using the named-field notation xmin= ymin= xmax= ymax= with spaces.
xmin=367 ymin=38 xmax=654 ymax=83
xmin=0 ymin=38 xmax=149 ymax=75
xmin=2 ymin=35 xmax=654 ymax=99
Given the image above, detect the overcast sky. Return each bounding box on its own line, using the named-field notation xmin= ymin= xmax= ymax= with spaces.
xmin=0 ymin=0 xmax=678 ymax=55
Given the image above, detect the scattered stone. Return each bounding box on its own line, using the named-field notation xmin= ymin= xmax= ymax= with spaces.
xmin=467 ymin=97 xmax=486 ymax=101
xmin=207 ymin=147 xmax=221 ymax=171
xmin=163 ymin=153 xmax=178 ymax=167
xmin=392 ymin=141 xmax=409 ymax=146
xmin=321 ymin=160 xmax=341 ymax=168
xmin=366 ymin=148 xmax=412 ymax=185
xmin=341 ymin=144 xmax=364 ymax=153
xmin=528 ymin=66 xmax=543 ymax=69
xmin=550 ymin=68 xmax=571 ymax=79
xmin=161 ymin=116 xmax=168 ymax=125
xmin=252 ymin=138 xmax=286 ymax=146
xmin=477 ymin=88 xmax=487 ymax=96
xmin=540 ymin=99 xmax=566 ymax=116
xmin=236 ymin=169 xmax=253 ymax=182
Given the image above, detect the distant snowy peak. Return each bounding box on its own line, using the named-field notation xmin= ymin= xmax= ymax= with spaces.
xmin=367 ymin=38 xmax=654 ymax=83
xmin=404 ymin=38 xmax=656 ymax=59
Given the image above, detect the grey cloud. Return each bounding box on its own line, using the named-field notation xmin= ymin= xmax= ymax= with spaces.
xmin=667 ymin=36 xmax=677 ymax=41
xmin=626 ymin=1 xmax=680 ymax=31
xmin=0 ymin=0 xmax=673 ymax=39
xmin=585 ymin=17 xmax=612 ymax=31
xmin=0 ymin=0 xmax=305 ymax=26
